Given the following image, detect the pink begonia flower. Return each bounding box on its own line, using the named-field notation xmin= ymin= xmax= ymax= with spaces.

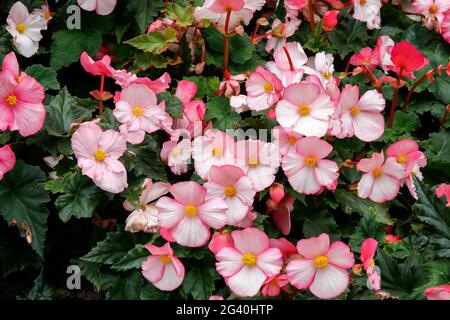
xmin=117 ymin=72 xmax=172 ymax=94
xmin=209 ymin=231 xmax=234 ymax=254
xmin=230 ymin=94 xmax=249 ymax=113
xmin=436 ymin=183 xmax=450 ymax=206
xmin=160 ymin=130 xmax=192 ymax=175
xmin=0 ymin=68 xmax=45 ymax=137
xmin=123 ymin=179 xmax=171 ymax=233
xmin=156 ymin=181 xmax=228 ymax=247
xmin=442 ymin=13 xmax=450 ymax=44
xmin=77 ymin=0 xmax=117 ymax=16
xmin=235 ymin=139 xmax=280 ymax=192
xmin=286 ymin=233 xmax=355 ymax=299
xmin=209 ymin=295 xmax=224 ymax=300
xmin=113 ymin=84 xmax=172 ymax=144
xmin=276 ymin=82 xmax=334 ymax=138
xmin=352 ymin=0 xmax=382 ymax=30
xmin=385 ymin=234 xmax=402 ymax=243
xmin=375 ymin=35 xmax=395 ymax=73
xmin=386 ymin=139 xmax=427 ymax=199
xmin=282 ymin=137 xmax=339 ymax=195
xmin=269 ymin=183 xmax=286 ymax=205
xmin=80 ymin=51 xmax=115 ymax=77
xmin=141 ymin=242 xmax=185 ymax=291
xmin=268 ymin=194 xmax=295 ymax=235
xmin=218 ymin=73 xmax=246 ymax=97
xmin=357 ymin=152 xmax=404 ymax=203
xmin=71 ymin=123 xmax=128 ymax=194
xmin=233 ymin=208 xmax=257 ymax=228
xmin=304 ymin=52 xmax=336 ymax=87
xmin=424 ymin=285 xmax=450 ymax=300
xmin=33 ymin=2 xmax=53 ymax=23
xmin=284 ymin=0 xmax=307 ymax=17
xmin=215 ymin=228 xmax=283 ymax=297
xmin=272 ymin=126 xmax=303 ymax=157
xmin=265 ymin=17 xmax=301 ymax=53
xmin=194 ymin=0 xmax=265 ymax=31
xmin=413 ymin=0 xmax=450 ymax=30
xmin=266 ymin=42 xmax=307 ymax=86
xmin=323 ymin=10 xmax=339 ymax=32
xmin=389 ymin=41 xmax=429 ymax=79
xmin=360 ymin=238 xmax=381 ymax=292
xmin=269 ymin=238 xmax=298 ymax=260
xmin=0 ymin=145 xmax=16 ymax=180
xmin=245 ymin=67 xmax=283 ymax=111
xmin=192 ymin=129 xmax=235 ymax=180
xmin=350 ymin=47 xmax=380 ymax=70
xmin=337 ymin=85 xmax=386 ymax=142
xmin=204 ymin=165 xmax=256 ymax=225
xmin=6 ymin=2 xmax=47 ymax=58
xmin=262 ymin=274 xmax=290 ymax=297
xmin=2 ymin=51 xmax=28 ymax=85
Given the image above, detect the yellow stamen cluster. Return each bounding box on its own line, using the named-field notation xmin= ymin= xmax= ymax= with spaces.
xmin=314 ymin=255 xmax=329 ymax=269
xmin=133 ymin=106 xmax=143 ymax=117
xmin=94 ymin=149 xmax=107 ymax=162
xmin=16 ymin=23 xmax=26 ymax=33
xmin=298 ymin=103 xmax=311 ymax=116
xmin=350 ymin=106 xmax=360 ymax=117
xmin=305 ymin=156 xmax=317 ymax=168
xmin=242 ymin=253 xmax=257 ymax=266
xmin=6 ymin=95 xmax=17 ymax=106
xmin=224 ymin=185 xmax=237 ymax=197
xmin=184 ymin=205 xmax=197 ymax=217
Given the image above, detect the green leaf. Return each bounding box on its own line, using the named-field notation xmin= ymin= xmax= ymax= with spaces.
xmin=302 ymin=210 xmax=337 ymax=238
xmin=77 ymin=259 xmax=102 ymax=292
xmin=166 ymin=3 xmax=194 ymax=27
xmin=205 ymin=96 xmax=241 ymax=131
xmin=125 ymin=28 xmax=178 ymax=54
xmin=51 ymin=30 xmax=102 ymax=70
xmin=424 ymin=130 xmax=450 ymax=174
xmin=429 ymin=75 xmax=450 ymax=104
xmin=140 ymin=283 xmax=171 ymax=300
xmin=392 ymin=111 xmax=421 ymax=134
xmin=55 ymin=172 xmax=99 ymax=223
xmin=112 ymin=244 xmax=149 ymax=271
xmin=349 ymin=212 xmax=385 ymax=252
xmin=204 ymin=27 xmax=254 ymax=64
xmin=181 ymin=264 xmax=220 ymax=300
xmin=44 ymin=87 xmax=92 ymax=137
xmin=0 ymin=161 xmax=49 ymax=258
xmin=26 ymin=271 xmax=54 ymax=300
xmin=127 ymin=0 xmax=164 ymax=34
xmin=159 ymin=92 xmax=183 ymax=119
xmin=335 ymin=190 xmax=393 ymax=225
xmin=413 ymin=180 xmax=450 ymax=258
xmin=304 ymin=22 xmax=334 ymax=53
xmin=25 ymin=65 xmax=60 ymax=91
xmin=102 ymin=271 xmax=144 ymax=300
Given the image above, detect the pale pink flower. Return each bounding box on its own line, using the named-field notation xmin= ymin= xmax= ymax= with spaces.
xmin=192 ymin=129 xmax=235 ymax=180
xmin=77 ymin=0 xmax=117 ymax=15
xmin=413 ymin=0 xmax=450 ymax=30
xmin=215 ymin=228 xmax=283 ymax=297
xmin=141 ymin=242 xmax=185 ymax=291
xmin=235 ymin=139 xmax=280 ymax=192
xmin=33 ymin=2 xmax=53 ymax=23
xmin=71 ymin=123 xmax=128 ymax=194
xmin=245 ymin=67 xmax=283 ymax=111
xmin=123 ymin=179 xmax=171 ymax=233
xmin=0 ymin=145 xmax=16 ymax=180
xmin=286 ymin=233 xmax=354 ymax=299
xmin=1 ymin=51 xmax=28 ymax=85
xmin=156 ymin=181 xmax=228 ymax=247
xmin=338 ymin=85 xmax=386 ymax=142
xmin=160 ymin=131 xmax=192 ymax=175
xmin=350 ymin=47 xmax=380 ymax=70
xmin=304 ymin=52 xmax=336 ymax=87
xmin=113 ymin=84 xmax=172 ymax=144
xmin=0 ymin=67 xmax=45 ymax=137
xmin=436 ymin=183 xmax=450 ymax=206
xmin=442 ymin=13 xmax=450 ymax=44
xmin=272 ymin=126 xmax=303 ymax=157
xmin=6 ymin=2 xmax=47 ymax=57
xmin=276 ymin=82 xmax=334 ymax=138
xmin=209 ymin=231 xmax=234 ymax=254
xmin=353 ymin=0 xmax=382 ymax=30
xmin=282 ymin=137 xmax=339 ymax=195
xmin=261 ymin=274 xmax=290 ymax=297
xmin=265 ymin=17 xmax=301 ymax=53
xmin=204 ymin=165 xmax=256 ymax=225
xmin=284 ymin=0 xmax=307 ymax=17
xmin=218 ymin=73 xmax=246 ymax=97
xmin=266 ymin=42 xmax=307 ymax=86
xmin=375 ymin=36 xmax=395 ymax=73
xmin=357 ymin=152 xmax=404 ymax=203
xmin=80 ymin=51 xmax=114 ymax=77
xmin=360 ymin=238 xmax=381 ymax=292
xmin=127 ymin=73 xmax=172 ymax=94
xmin=424 ymin=285 xmax=450 ymax=300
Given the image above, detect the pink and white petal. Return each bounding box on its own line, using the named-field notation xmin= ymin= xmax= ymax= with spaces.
xmin=209 ymin=165 xmax=244 ymax=186
xmin=235 ymin=176 xmax=256 ymax=205
xmin=282 ymin=152 xmax=305 ymax=177
xmin=226 ymin=266 xmax=267 ymax=297
xmin=11 ymin=102 xmax=45 ymax=137
xmin=71 ymin=124 xmax=102 ymax=159
xmin=142 ymin=181 xmax=171 ymax=204
xmin=197 ymin=198 xmax=228 ymax=229
xmin=296 ymin=137 xmax=332 ymax=159
xmin=326 ymin=241 xmax=355 ymax=269
xmin=247 ymin=165 xmax=276 ymax=192
xmin=297 ymin=233 xmax=330 ymax=258
xmin=288 ymin=166 xmax=322 ymax=195
xmin=315 ymin=160 xmax=339 ymax=187
xmin=256 ymin=248 xmax=283 ymax=276
xmin=152 ymin=262 xmax=185 ymax=291
xmin=231 ymin=228 xmax=270 ymax=255
xmin=121 ymin=84 xmax=157 ymax=107
xmin=369 ymin=174 xmax=400 ymax=203
xmin=286 ymin=259 xmax=317 ymax=290
xmin=141 ymin=256 xmax=165 ymax=283
xmin=309 ymin=265 xmax=350 ymax=299
xmin=156 ymin=197 xmax=185 ymax=229
xmin=226 ymin=196 xmax=250 ymax=225
xmin=293 ymin=116 xmax=329 ymax=138
xmin=215 ymin=247 xmax=244 ymax=278
xmin=352 ymin=111 xmax=384 ymax=142
xmin=382 ymin=159 xmax=405 ymax=180
xmin=357 ymin=173 xmax=374 ymax=199
xmin=358 ymin=89 xmax=385 ymax=112
xmin=170 ymin=181 xmax=206 ymax=205
xmin=339 ymin=85 xmax=360 ymax=111
xmin=96 ymin=0 xmax=117 ymax=15
xmin=94 ymin=170 xmax=127 ymax=194
xmin=171 ymin=217 xmax=210 ymax=247
xmin=99 ymin=130 xmax=127 ymax=158
xmin=276 ymin=100 xmax=300 ymax=128
xmin=309 ymin=95 xmax=334 ymax=121
xmin=144 ymin=242 xmax=173 ymax=256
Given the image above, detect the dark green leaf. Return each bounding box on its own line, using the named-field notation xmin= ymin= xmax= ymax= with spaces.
xmin=25 ymin=65 xmax=60 ymax=90
xmin=112 ymin=244 xmax=149 ymax=271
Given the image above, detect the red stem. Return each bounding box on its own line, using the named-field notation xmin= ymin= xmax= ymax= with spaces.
xmin=223 ymin=9 xmax=231 ymax=78
xmin=283 ymin=46 xmax=295 ymax=72
xmin=388 ymin=72 xmax=402 ymax=129
xmin=308 ymin=0 xmax=316 ymax=33
xmin=250 ymin=22 xmax=261 ymax=43
xmin=99 ymin=74 xmax=105 ymax=115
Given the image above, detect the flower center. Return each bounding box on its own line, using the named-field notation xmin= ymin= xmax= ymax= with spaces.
xmin=171 ymin=147 xmax=180 ymax=157
xmin=429 ymin=4 xmax=438 ymax=14
xmin=314 ymin=255 xmax=329 ymax=269
xmin=305 ymin=156 xmax=317 ymax=167
xmin=373 ymin=168 xmax=383 ymax=178
xmin=248 ymin=156 xmax=259 ymax=167
xmin=17 ymin=75 xmax=24 ymax=82
xmin=133 ymin=106 xmax=143 ymax=117
xmin=288 ymin=136 xmax=297 ymax=145
xmin=324 ymin=72 xmax=332 ymax=79
xmin=184 ymin=204 xmax=197 ymax=217
xmin=242 ymin=253 xmax=257 ymax=266
xmin=160 ymin=255 xmax=172 ymax=264
xmin=94 ymin=149 xmax=107 ymax=161
xmin=359 ymin=0 xmax=366 ymax=5
xmin=211 ymin=146 xmax=223 ymax=158
xmin=16 ymin=23 xmax=26 ymax=33
xmin=350 ymin=106 xmax=360 ymax=117
xmin=264 ymin=83 xmax=273 ymax=92
xmin=370 ymin=259 xmax=375 ymax=267
xmin=6 ymin=95 xmax=17 ymax=106
xmin=272 ymin=24 xmax=285 ymax=38
xmin=44 ymin=10 xmax=52 ymax=21
xmin=396 ymin=155 xmax=407 ymax=164
xmin=224 ymin=185 xmax=237 ymax=197
xmin=298 ymin=103 xmax=311 ymax=116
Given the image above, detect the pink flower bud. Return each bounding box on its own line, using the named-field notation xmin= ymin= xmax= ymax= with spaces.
xmin=269 ymin=183 xmax=285 ymax=205
xmin=323 ymin=10 xmax=339 ymax=32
